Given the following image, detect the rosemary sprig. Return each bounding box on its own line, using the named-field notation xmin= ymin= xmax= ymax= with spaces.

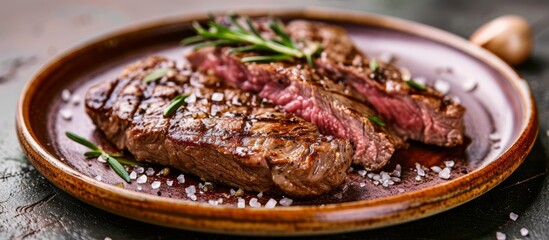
xmin=405 ymin=80 xmax=426 ymax=91
xmin=163 ymin=94 xmax=190 ymax=117
xmin=181 ymin=14 xmax=322 ymax=66
xmin=367 ymin=115 xmax=386 ymax=127
xmin=143 ymin=68 xmax=171 ymax=83
xmin=65 ymin=131 xmax=131 ymax=183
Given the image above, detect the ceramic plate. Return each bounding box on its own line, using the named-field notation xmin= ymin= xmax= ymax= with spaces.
xmin=16 ymin=8 xmax=537 ymax=235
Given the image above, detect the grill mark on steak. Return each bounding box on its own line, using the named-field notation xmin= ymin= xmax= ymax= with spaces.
xmin=85 ymin=56 xmax=353 ymax=197
xmin=284 ymin=20 xmax=465 ymax=147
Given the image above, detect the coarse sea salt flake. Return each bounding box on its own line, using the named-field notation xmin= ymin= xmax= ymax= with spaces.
xmin=151 ymin=181 xmax=161 ymax=189
xmin=208 ymin=199 xmax=219 ymax=206
xmin=211 ymin=92 xmax=224 ymax=101
xmin=135 ymin=166 xmax=145 ymax=174
xmin=249 ymin=198 xmax=261 ymax=208
xmin=137 ymin=185 xmax=142 ymax=191
xmin=358 ymin=170 xmax=367 ymax=177
xmin=509 ymin=212 xmax=518 ymax=221
xmin=60 ymin=109 xmax=73 ymax=120
xmin=257 ymin=192 xmax=263 ymax=198
xmin=166 ymin=180 xmax=173 ymax=186
xmin=520 ymin=228 xmax=529 ymax=236
xmin=145 ymin=167 xmax=155 ymax=176
xmin=279 ymin=197 xmax=293 ymax=206
xmin=431 ymin=166 xmax=442 ymax=173
xmin=177 ymin=174 xmax=185 ymax=183
xmin=462 ymin=77 xmax=478 ymax=92
xmin=359 ymin=182 xmax=366 ymax=187
xmin=129 ymin=171 xmax=137 ymax=180
xmin=61 ymin=89 xmax=72 ymax=102
xmin=96 ymin=156 xmax=106 ymax=163
xmin=237 ymin=198 xmax=245 ymax=208
xmin=71 ymin=94 xmax=81 ymax=105
xmin=496 ymin=231 xmax=506 ymax=240
xmin=265 ymin=198 xmax=277 ymax=208
xmin=439 ymin=168 xmax=451 ymax=179
xmin=445 ymin=160 xmax=455 ymax=168
xmin=185 ymin=185 xmax=196 ymax=195
xmin=434 ymin=79 xmax=451 ymax=95
xmin=136 ymin=174 xmax=147 ymax=184
xmin=95 ymin=175 xmax=102 ymax=181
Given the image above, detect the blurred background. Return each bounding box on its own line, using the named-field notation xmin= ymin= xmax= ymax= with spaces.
xmin=1 ymin=1 xmax=549 ymax=239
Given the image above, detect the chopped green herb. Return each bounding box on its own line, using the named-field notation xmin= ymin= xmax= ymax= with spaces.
xmin=367 ymin=115 xmax=386 ymax=127
xmin=65 ymin=131 xmax=131 ymax=183
xmin=369 ymin=58 xmax=378 ymax=71
xmin=405 ymin=80 xmax=426 ymax=91
xmin=163 ymin=94 xmax=190 ymax=117
xmin=181 ymin=14 xmax=322 ymax=66
xmin=143 ymin=68 xmax=171 ymax=83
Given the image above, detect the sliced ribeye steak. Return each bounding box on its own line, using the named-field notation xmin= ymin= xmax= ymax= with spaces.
xmin=85 ymin=56 xmax=353 ymax=197
xmin=285 ymin=20 xmax=465 ymax=147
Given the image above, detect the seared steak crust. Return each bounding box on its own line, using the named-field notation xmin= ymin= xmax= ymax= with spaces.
xmin=286 ymin=20 xmax=465 ymax=146
xmin=85 ymin=56 xmax=353 ymax=197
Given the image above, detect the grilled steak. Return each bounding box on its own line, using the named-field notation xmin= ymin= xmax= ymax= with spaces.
xmin=187 ymin=48 xmax=404 ymax=171
xmin=85 ymin=56 xmax=353 ymax=197
xmin=285 ymin=20 xmax=465 ymax=147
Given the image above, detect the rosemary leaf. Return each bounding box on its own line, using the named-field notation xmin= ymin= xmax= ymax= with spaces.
xmin=241 ymin=54 xmax=293 ymax=63
xmin=180 ymin=35 xmax=206 ymax=46
xmin=65 ymin=131 xmax=99 ymax=150
xmin=193 ymin=40 xmax=235 ymax=50
xmin=367 ymin=115 xmax=386 ymax=127
xmin=102 ymin=153 xmax=131 ymax=183
xmin=84 ymin=150 xmax=102 ymax=157
xmin=228 ymin=13 xmax=246 ymax=32
xmin=227 ymin=45 xmax=266 ymax=54
xmin=405 ymin=80 xmax=426 ymax=91
xmin=163 ymin=94 xmax=190 ymax=117
xmin=268 ymin=18 xmax=296 ymax=48
xmin=143 ymin=68 xmax=170 ymax=83
xmin=244 ymin=16 xmax=262 ymax=39
xmin=370 ymin=59 xmax=378 ymax=71
xmin=108 ymin=152 xmax=124 ymax=157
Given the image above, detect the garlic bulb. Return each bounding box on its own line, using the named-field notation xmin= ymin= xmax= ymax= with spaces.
xmin=470 ymin=15 xmax=533 ymax=66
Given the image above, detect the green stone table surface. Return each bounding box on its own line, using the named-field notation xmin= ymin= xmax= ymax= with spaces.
xmin=1 ymin=0 xmax=548 ymax=239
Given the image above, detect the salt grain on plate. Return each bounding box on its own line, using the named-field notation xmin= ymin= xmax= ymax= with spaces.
xmin=177 ymin=174 xmax=185 ymax=183
xmin=434 ymin=79 xmax=451 ymax=95
xmin=211 ymin=92 xmax=224 ymax=101
xmin=413 ymin=76 xmax=427 ymax=85
xmin=166 ymin=180 xmax=173 ymax=186
xmin=185 ymin=94 xmax=197 ymax=103
xmin=509 ymin=212 xmax=518 ymax=221
xmin=95 ymin=175 xmax=102 ymax=181
xmin=129 ymin=171 xmax=137 ymax=180
xmin=358 ymin=170 xmax=367 ymax=177
xmin=279 ymin=197 xmax=293 ymax=207
xmin=137 ymin=185 xmax=142 ymax=191
xmin=431 ymin=166 xmax=442 ymax=173
xmin=496 ymin=231 xmax=506 ymax=240
xmin=71 ymin=94 xmax=81 ymax=105
xmin=59 ymin=108 xmax=73 ymax=120
xmin=136 ymin=174 xmax=147 ymax=184
xmin=145 ymin=167 xmax=155 ymax=176
xmin=489 ymin=132 xmax=501 ymax=142
xmin=135 ymin=166 xmax=145 ymax=174
xmin=237 ymin=198 xmax=245 ymax=208
xmin=439 ymin=167 xmax=451 ymax=179
xmin=151 ymin=181 xmax=161 ymax=189
xmin=462 ymin=77 xmax=478 ymax=92
xmin=265 ymin=198 xmax=277 ymax=208
xmin=61 ymin=89 xmax=72 ymax=102
xmin=520 ymin=227 xmax=529 ymax=236
xmin=249 ymin=198 xmax=261 ymax=208
xmin=96 ymin=156 xmax=107 ymax=163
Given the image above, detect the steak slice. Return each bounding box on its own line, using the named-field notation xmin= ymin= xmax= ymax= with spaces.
xmin=187 ymin=48 xmax=404 ymax=171
xmin=85 ymin=56 xmax=353 ymax=197
xmin=285 ymin=20 xmax=465 ymax=147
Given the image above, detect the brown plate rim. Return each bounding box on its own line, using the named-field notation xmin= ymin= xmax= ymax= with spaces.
xmin=16 ymin=7 xmax=538 ymax=236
